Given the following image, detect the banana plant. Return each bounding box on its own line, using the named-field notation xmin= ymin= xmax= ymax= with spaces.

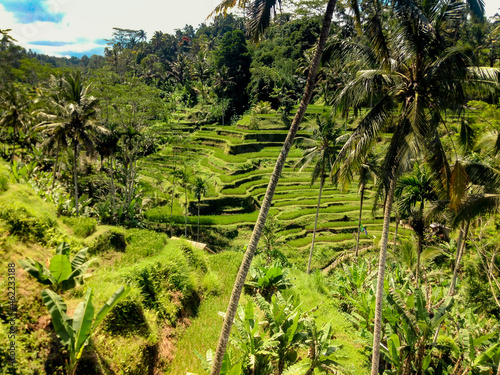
xmin=455 ymin=309 xmax=500 ymax=374
xmin=230 ymin=300 xmax=276 ymax=374
xmin=41 ymin=285 xmax=130 ymax=375
xmin=381 ymin=288 xmax=454 ymax=374
xmin=243 ymin=264 xmax=292 ymax=301
xmin=19 ymin=242 xmax=93 ymax=292
xmin=191 ymin=349 xmax=242 ymax=375
xmin=255 ymin=292 xmax=309 ymax=374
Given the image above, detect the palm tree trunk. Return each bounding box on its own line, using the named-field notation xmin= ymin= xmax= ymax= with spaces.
xmin=73 ymin=142 xmax=79 ymax=217
xmin=51 ymin=146 xmax=60 ymax=190
xmin=393 ymin=212 xmax=399 ymax=251
xmin=197 ymin=197 xmax=201 ymax=242
xmin=416 ymin=233 xmax=423 ymax=287
xmin=110 ymin=153 xmax=116 ymax=223
xmin=355 ymin=184 xmax=365 ymax=257
xmin=370 ymin=177 xmax=396 ymax=375
xmin=449 ymin=220 xmax=470 ymax=296
xmin=307 ymin=176 xmax=325 ymax=274
xmin=210 ymin=1 xmax=338 ymax=372
xmin=184 ymin=185 xmax=188 ymax=238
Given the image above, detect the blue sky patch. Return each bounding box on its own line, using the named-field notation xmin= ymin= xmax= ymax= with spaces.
xmin=2 ymin=0 xmax=64 ymax=24
xmin=30 ymin=40 xmax=75 ymax=47
xmin=58 ymin=47 xmax=105 ymax=57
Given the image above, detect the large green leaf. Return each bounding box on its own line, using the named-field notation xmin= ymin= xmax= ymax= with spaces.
xmin=61 ymin=259 xmax=94 ymax=291
xmin=56 ymin=241 xmax=71 ymax=256
xmin=49 ymin=254 xmax=72 ymax=284
xmin=92 ymin=285 xmax=130 ymax=330
xmin=72 ymin=288 xmax=95 ymax=357
xmin=41 ymin=289 xmax=72 ymax=346
xmin=70 ymin=247 xmax=89 ymax=269
xmin=19 ymin=259 xmax=55 ymax=285
xmin=473 ymin=343 xmax=500 ymax=366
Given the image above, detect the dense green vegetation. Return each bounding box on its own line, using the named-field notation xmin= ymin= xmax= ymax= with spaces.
xmin=1 ymin=0 xmax=500 ymax=374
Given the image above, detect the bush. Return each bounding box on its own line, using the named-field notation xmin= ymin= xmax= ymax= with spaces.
xmin=0 ymin=185 xmax=57 ymax=242
xmin=124 ymin=228 xmax=168 ymax=260
xmin=62 ymin=217 xmax=97 ymax=238
xmin=120 ymin=243 xmax=199 ymax=323
xmin=180 ymin=242 xmax=208 ymax=273
xmin=0 ymin=158 xmax=9 ymax=192
xmin=88 ymin=228 xmax=127 ymax=255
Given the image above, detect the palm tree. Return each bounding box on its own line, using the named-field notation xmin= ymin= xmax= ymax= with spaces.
xmin=331 ymin=0 xmax=496 ymax=371
xmin=0 ymin=84 xmax=32 ymax=161
xmin=37 ymin=71 xmax=102 ymax=216
xmin=209 ymin=0 xmax=340 ymax=371
xmin=177 ymin=168 xmax=190 ymax=238
xmin=395 ymin=163 xmax=437 ymax=284
xmin=191 ymin=177 xmax=208 ymax=242
xmin=295 ymin=112 xmax=346 ymax=273
xmin=337 ymin=153 xmax=378 ymax=257
xmin=96 ymin=122 xmax=121 ymax=222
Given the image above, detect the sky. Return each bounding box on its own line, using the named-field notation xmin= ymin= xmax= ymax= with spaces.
xmin=0 ymin=0 xmax=499 ymax=58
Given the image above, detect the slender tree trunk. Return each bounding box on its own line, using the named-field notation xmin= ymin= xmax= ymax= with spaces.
xmin=197 ymin=197 xmax=201 ymax=242
xmin=355 ymin=184 xmax=365 ymax=257
xmin=73 ymin=142 xmax=79 ymax=217
xmin=416 ymin=233 xmax=423 ymax=287
xmin=496 ymin=356 xmax=500 ymax=375
xmin=450 ymin=220 xmax=470 ymax=296
xmin=307 ymin=176 xmax=325 ymax=274
xmin=109 ymin=153 xmax=116 ymax=223
xmin=210 ymin=1 xmax=338 ymax=372
xmin=51 ymin=146 xmax=60 ymax=190
xmin=170 ymin=149 xmax=176 ymax=238
xmin=370 ymin=177 xmax=396 ymax=375
xmin=184 ymin=185 xmax=188 ymax=238
xmin=393 ymin=213 xmax=399 ymax=251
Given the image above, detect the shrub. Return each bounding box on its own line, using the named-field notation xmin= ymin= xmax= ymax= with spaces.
xmin=124 ymin=228 xmax=168 ymax=260
xmin=88 ymin=228 xmax=127 ymax=255
xmin=200 ymin=271 xmax=222 ymax=296
xmin=180 ymin=242 xmax=208 ymax=273
xmin=62 ymin=216 xmax=97 ymax=238
xmin=0 ymin=158 xmax=9 ymax=192
xmin=0 ymin=185 xmax=57 ymax=242
xmin=120 ymin=244 xmax=197 ymax=323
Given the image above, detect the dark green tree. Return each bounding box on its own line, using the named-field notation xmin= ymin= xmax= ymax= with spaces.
xmin=213 ymin=30 xmax=252 ymax=119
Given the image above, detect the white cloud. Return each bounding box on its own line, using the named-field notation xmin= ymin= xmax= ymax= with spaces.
xmin=1 ymin=0 xmax=224 ymax=56
xmin=1 ymin=0 xmax=498 ymax=57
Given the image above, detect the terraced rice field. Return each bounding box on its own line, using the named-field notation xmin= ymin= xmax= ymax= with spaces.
xmin=141 ymin=106 xmax=402 ymax=270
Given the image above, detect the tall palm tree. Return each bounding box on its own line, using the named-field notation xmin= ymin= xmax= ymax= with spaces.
xmin=332 ymin=0 xmax=496 ymax=371
xmin=191 ymin=177 xmax=208 ymax=242
xmin=37 ymin=71 xmax=103 ymax=216
xmin=209 ymin=0 xmax=339 ymax=371
xmin=177 ymin=168 xmax=190 ymax=238
xmin=0 ymin=84 xmax=32 ymax=161
xmin=395 ymin=163 xmax=437 ymax=284
xmin=295 ymin=112 xmax=347 ymax=273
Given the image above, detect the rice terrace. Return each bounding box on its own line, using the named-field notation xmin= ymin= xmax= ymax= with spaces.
xmin=1 ymin=0 xmax=500 ymax=374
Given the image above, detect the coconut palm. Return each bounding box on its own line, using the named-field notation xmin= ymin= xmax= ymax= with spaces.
xmin=177 ymin=168 xmax=190 ymax=238
xmin=0 ymin=84 xmax=32 ymax=161
xmin=37 ymin=71 xmax=103 ymax=216
xmin=208 ymin=0 xmax=339 ymax=371
xmin=395 ymin=163 xmax=437 ymax=284
xmin=191 ymin=176 xmax=208 ymax=242
xmin=295 ymin=112 xmax=347 ymax=273
xmin=332 ymin=0 xmax=497 ymax=371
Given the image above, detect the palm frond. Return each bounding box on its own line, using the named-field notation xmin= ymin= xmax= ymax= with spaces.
xmin=334 ymin=94 xmax=395 ymax=177
xmin=451 ymin=194 xmax=500 ymax=227
xmin=247 ymin=0 xmax=282 ymax=42
xmin=207 ymin=0 xmax=248 ymax=19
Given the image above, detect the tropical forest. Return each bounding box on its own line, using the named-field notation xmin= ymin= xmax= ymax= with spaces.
xmin=1 ymin=0 xmax=500 ymax=374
